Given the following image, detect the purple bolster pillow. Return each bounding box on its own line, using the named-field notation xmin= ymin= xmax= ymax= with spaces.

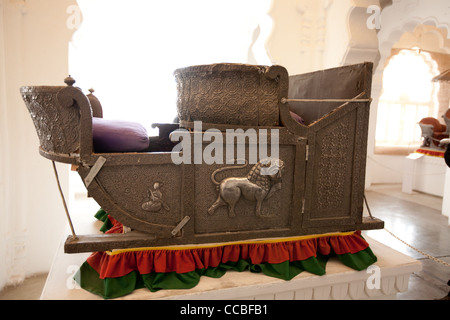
xmin=92 ymin=117 xmax=150 ymax=153
xmin=290 ymin=111 xmax=305 ymax=125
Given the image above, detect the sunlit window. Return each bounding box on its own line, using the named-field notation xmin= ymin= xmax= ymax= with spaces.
xmin=69 ymin=0 xmax=272 ymax=134
xmin=67 ymin=0 xmax=273 ymax=199
xmin=375 ymin=49 xmax=440 ymax=152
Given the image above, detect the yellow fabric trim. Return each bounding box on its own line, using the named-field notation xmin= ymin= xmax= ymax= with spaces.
xmin=106 ymin=231 xmax=357 ymax=256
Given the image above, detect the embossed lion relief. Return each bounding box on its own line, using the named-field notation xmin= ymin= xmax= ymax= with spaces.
xmin=208 ymin=158 xmax=284 ymax=218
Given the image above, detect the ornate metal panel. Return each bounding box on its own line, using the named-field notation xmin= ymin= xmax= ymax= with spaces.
xmin=174 ymin=64 xmax=283 ymax=128
xmin=303 ymin=102 xmax=368 ymax=228
xmin=20 ymin=86 xmax=80 ymax=158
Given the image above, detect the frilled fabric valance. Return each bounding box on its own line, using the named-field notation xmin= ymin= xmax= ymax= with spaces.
xmin=74 ymin=209 xmax=377 ymax=299
xmin=415 ymin=148 xmax=444 ymax=158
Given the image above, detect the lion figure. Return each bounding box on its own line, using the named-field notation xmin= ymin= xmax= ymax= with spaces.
xmin=207 ymin=158 xmax=284 ymax=218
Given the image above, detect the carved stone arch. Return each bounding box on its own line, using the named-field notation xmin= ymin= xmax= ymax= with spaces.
xmin=378 ymin=22 xmax=449 ymax=70
xmin=372 ymin=14 xmax=450 ymax=112
xmin=420 ymin=16 xmax=450 ymax=37
xmin=372 ymin=0 xmax=450 ymax=87
xmin=341 ymin=0 xmax=383 ymax=69
xmin=340 ymin=0 xmax=398 ymax=68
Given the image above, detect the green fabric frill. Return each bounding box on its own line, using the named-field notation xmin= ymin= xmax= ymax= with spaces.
xmin=75 ymin=247 xmax=377 ymax=299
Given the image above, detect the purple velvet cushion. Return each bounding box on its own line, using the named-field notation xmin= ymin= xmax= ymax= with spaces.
xmin=92 ymin=117 xmax=150 ymax=153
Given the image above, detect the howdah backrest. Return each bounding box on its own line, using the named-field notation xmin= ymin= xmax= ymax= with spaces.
xmin=20 ymin=79 xmax=94 ymax=164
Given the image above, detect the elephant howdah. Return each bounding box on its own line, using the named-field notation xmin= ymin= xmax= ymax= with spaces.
xmin=21 ymin=62 xmax=383 ymax=253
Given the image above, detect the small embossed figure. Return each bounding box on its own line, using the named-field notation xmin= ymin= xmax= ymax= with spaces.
xmin=142 ymin=182 xmax=170 ymax=213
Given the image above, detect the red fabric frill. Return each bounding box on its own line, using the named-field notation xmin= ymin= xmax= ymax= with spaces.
xmin=415 ymin=148 xmax=444 ymax=158
xmin=86 ymin=230 xmax=370 ymax=280
xmin=104 ymin=215 xmax=125 ymax=235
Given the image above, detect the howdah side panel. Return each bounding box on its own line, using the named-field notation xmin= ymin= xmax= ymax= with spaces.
xmin=94 ymin=164 xmax=182 ymax=226
xmin=303 ymin=103 xmax=365 ymax=228
xmin=76 ymin=157 xmax=184 ymax=237
xmin=194 ymin=144 xmax=297 ymax=234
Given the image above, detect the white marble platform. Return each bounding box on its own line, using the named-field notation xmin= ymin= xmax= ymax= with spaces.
xmin=402 ymin=152 xmax=446 ymax=197
xmin=40 ymin=213 xmax=421 ymax=300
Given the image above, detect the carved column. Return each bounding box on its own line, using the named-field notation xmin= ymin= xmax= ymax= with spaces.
xmin=266 ymin=0 xmax=331 ymax=75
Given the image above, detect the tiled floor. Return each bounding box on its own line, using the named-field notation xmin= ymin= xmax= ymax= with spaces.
xmin=363 ymin=184 xmax=450 ymax=300
xmin=0 ymin=184 xmax=449 ymax=300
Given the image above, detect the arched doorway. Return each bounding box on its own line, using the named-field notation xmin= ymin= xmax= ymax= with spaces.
xmin=375 ymin=48 xmax=440 ymax=152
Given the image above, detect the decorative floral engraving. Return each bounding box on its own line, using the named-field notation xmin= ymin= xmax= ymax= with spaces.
xmin=21 ymin=86 xmax=80 ymax=155
xmin=316 ymin=122 xmax=352 ymax=210
xmin=175 ymin=64 xmax=281 ymax=128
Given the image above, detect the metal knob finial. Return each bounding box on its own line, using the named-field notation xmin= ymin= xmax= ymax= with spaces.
xmin=64 ymin=75 xmax=76 ymax=86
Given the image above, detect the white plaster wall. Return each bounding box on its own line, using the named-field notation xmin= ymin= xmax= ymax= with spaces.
xmin=0 ymin=0 xmax=75 ymax=290
xmin=0 ymin=0 xmax=8 ymax=291
xmin=267 ymin=0 xmax=341 ymax=75
xmin=441 ymin=168 xmax=450 ymax=225
xmin=70 ymin=0 xmax=271 ymax=132
xmin=266 ymin=0 xmax=304 ymax=74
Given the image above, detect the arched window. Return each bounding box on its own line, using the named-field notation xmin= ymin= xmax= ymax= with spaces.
xmin=375 ymin=48 xmax=440 ymax=153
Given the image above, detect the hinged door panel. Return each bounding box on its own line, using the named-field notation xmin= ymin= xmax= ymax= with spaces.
xmin=302 ymin=103 xmax=368 ymax=229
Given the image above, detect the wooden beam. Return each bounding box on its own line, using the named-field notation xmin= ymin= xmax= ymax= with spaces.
xmin=64 ymin=217 xmax=384 ymax=254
